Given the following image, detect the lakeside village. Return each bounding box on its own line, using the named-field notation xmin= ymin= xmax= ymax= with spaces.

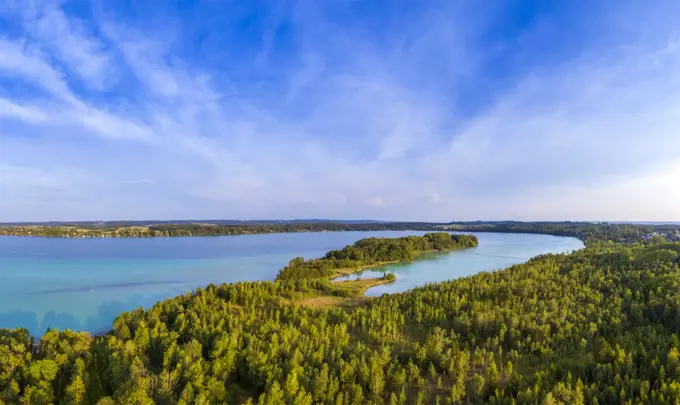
xmin=644 ymin=228 xmax=680 ymax=242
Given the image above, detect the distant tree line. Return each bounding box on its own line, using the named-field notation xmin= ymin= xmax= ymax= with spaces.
xmin=147 ymin=223 xmax=440 ymax=237
xmin=2 ymin=221 xmax=677 ymax=243
xmin=0 ymin=222 xmax=441 ymax=238
xmin=448 ymin=221 xmax=679 ymax=244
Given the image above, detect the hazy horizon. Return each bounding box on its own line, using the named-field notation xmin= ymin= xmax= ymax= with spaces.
xmin=2 ymin=219 xmax=679 ymax=226
xmin=2 ymin=1 xmax=680 ymax=221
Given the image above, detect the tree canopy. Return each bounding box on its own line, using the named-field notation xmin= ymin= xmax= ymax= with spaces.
xmin=2 ymin=229 xmax=680 ymax=404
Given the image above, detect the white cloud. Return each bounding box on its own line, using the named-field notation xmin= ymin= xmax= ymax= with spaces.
xmin=0 ymin=98 xmax=47 ymax=122
xmin=0 ymin=32 xmax=154 ymax=143
xmin=367 ymin=197 xmax=387 ymax=208
xmin=77 ymin=109 xmax=156 ymax=142
xmin=0 ymin=163 xmax=94 ymax=189
xmin=123 ymin=179 xmax=154 ymax=185
xmin=99 ymin=21 xmax=220 ymax=105
xmin=0 ymin=37 xmax=77 ymax=103
xmin=10 ymin=0 xmax=115 ymax=88
xmin=443 ymin=37 xmax=680 ymax=193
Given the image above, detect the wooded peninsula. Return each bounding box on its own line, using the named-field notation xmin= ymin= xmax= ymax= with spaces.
xmin=2 ymin=224 xmax=680 ymax=404
xmin=276 ymin=233 xmax=479 ymax=282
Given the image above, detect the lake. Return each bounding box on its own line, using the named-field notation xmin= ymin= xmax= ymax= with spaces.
xmin=0 ymin=231 xmax=583 ymax=336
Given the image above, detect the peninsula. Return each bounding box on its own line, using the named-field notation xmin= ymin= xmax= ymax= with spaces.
xmin=275 ymin=232 xmax=479 ymax=282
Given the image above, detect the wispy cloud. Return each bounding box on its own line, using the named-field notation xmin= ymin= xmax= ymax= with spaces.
xmin=0 ymin=37 xmax=77 ymax=102
xmin=1 ymin=0 xmax=679 ymax=221
xmin=11 ymin=0 xmax=115 ymax=89
xmin=0 ymin=97 xmax=47 ymax=122
xmin=123 ymin=179 xmax=154 ymax=185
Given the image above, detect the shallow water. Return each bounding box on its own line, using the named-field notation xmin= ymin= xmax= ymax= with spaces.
xmin=0 ymin=231 xmax=583 ymax=335
xmin=337 ymin=232 xmax=584 ymax=296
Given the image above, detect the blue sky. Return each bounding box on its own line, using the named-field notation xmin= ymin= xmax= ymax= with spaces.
xmin=1 ymin=0 xmax=679 ymax=222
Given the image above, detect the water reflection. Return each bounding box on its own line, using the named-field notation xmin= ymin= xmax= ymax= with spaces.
xmin=361 ymin=233 xmax=583 ymax=296
xmin=0 ymin=300 xmax=128 ymax=335
xmin=337 ymin=250 xmax=454 ymax=281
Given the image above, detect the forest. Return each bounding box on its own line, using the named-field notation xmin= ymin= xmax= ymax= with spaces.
xmin=448 ymin=222 xmax=680 ymax=244
xmin=276 ymin=233 xmax=479 ymax=282
xmin=1 ymin=221 xmax=677 ymax=243
xmin=2 ymin=228 xmax=680 ymax=403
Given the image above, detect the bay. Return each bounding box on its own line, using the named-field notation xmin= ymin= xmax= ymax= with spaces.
xmin=0 ymin=231 xmax=583 ymax=335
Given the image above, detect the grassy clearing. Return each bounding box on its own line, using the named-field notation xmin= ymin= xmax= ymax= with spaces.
xmin=295 ymin=296 xmax=355 ymax=308
xmin=331 ymin=277 xmax=393 ymax=295
xmin=295 ymin=277 xmax=394 ymax=309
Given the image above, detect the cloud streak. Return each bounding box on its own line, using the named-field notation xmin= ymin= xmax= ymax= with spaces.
xmin=15 ymin=0 xmax=115 ymax=89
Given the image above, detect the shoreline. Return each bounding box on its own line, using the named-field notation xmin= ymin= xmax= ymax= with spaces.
xmin=0 ymin=224 xmax=442 ymax=238
xmin=300 ymin=245 xmax=474 ymax=306
xmin=328 ymin=246 xmax=468 ymax=280
xmin=2 ymin=232 xmax=586 ymax=338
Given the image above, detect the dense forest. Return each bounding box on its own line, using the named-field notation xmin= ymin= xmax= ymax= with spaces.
xmin=448 ymin=222 xmax=680 ymax=244
xmin=276 ymin=233 xmax=478 ymax=282
xmin=0 ymin=222 xmax=440 ymax=238
xmin=3 ymin=227 xmax=680 ymax=403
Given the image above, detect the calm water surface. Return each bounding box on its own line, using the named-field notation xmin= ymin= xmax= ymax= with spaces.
xmin=0 ymin=231 xmax=583 ymax=335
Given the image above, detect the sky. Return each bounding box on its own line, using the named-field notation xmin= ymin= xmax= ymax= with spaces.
xmin=1 ymin=0 xmax=679 ymax=222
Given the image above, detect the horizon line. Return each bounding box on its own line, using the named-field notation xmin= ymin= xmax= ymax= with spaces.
xmin=1 ymin=219 xmax=679 ymax=225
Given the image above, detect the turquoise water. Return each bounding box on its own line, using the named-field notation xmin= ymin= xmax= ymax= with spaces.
xmin=0 ymin=231 xmax=583 ymax=335
xmin=338 ymin=232 xmax=584 ymax=296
